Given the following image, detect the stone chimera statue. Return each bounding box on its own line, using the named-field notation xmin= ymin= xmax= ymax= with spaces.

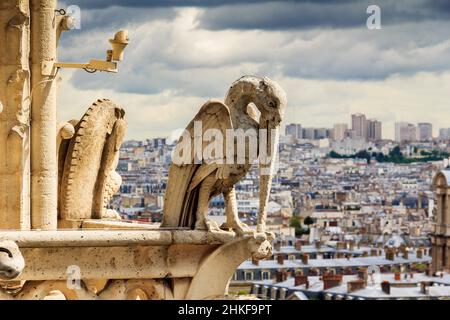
xmin=162 ymin=76 xmax=286 ymax=236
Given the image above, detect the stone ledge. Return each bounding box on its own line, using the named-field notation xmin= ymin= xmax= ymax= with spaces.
xmin=0 ymin=229 xmax=239 ymax=248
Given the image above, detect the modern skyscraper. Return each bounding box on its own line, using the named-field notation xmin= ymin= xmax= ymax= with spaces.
xmin=302 ymin=128 xmax=315 ymax=140
xmin=285 ymin=123 xmax=302 ymax=139
xmin=333 ymin=123 xmax=348 ymax=141
xmin=395 ymin=122 xmax=418 ymax=142
xmin=314 ymin=128 xmax=328 ymax=139
xmin=351 ymin=113 xmax=367 ymax=140
xmin=439 ymin=128 xmax=450 ymax=140
xmin=367 ymin=119 xmax=382 ymax=141
xmin=417 ymin=123 xmax=433 ymax=141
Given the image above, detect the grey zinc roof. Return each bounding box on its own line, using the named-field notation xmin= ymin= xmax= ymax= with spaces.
xmin=254 ymin=273 xmax=450 ymax=299
xmin=238 ymin=254 xmax=431 ymax=270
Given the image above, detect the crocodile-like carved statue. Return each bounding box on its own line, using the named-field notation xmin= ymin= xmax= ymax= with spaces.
xmin=59 ymin=99 xmax=127 ymax=221
xmin=0 ymin=241 xmax=24 ymax=280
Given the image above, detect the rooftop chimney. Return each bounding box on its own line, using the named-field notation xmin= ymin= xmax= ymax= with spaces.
xmin=402 ymin=251 xmax=408 ymax=260
xmin=301 ymin=253 xmax=309 ymax=265
xmin=357 ymin=268 xmax=368 ymax=284
xmin=381 ymin=281 xmax=391 ymax=295
xmin=420 ymin=282 xmax=428 ymax=295
xmin=347 ymin=280 xmax=366 ymax=293
xmin=295 ymin=274 xmax=308 ymax=286
xmin=277 ymin=254 xmax=284 ymax=265
xmin=385 ymin=249 xmax=395 ymax=261
xmin=275 ymin=269 xmax=288 ymax=283
xmin=315 ymin=241 xmax=322 ymax=249
xmin=344 ymin=267 xmax=354 ymax=275
xmin=337 ymin=242 xmax=346 ymax=250
xmin=274 ymin=242 xmax=281 ymax=251
xmin=251 ymin=258 xmax=259 ymax=266
xmin=416 ymin=249 xmax=423 ymax=259
xmin=323 ymin=275 xmax=343 ymax=290
xmin=349 ymin=241 xmax=355 ymax=251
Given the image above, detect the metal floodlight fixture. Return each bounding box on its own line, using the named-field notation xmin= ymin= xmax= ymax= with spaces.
xmin=54 ymin=30 xmax=129 ymax=73
xmin=109 ymin=30 xmax=129 ymax=62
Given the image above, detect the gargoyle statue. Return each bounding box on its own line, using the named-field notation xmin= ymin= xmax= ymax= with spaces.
xmin=0 ymin=241 xmax=25 ymax=280
xmin=162 ymin=76 xmax=286 ymax=236
xmin=58 ymin=99 xmax=127 ymax=221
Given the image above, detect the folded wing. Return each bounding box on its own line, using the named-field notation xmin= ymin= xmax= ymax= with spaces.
xmin=161 ymin=100 xmax=233 ymax=228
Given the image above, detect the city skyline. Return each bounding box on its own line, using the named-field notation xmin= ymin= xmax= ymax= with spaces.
xmin=284 ymin=114 xmax=450 ymax=143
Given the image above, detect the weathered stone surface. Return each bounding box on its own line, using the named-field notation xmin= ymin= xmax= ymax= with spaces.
xmin=59 ymin=99 xmax=127 ymax=221
xmin=0 ymin=240 xmax=25 ymax=280
xmin=0 ymin=0 xmax=31 ymax=230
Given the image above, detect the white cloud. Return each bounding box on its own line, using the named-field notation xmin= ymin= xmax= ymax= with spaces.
xmin=55 ymin=7 xmax=450 ymax=140
xmin=280 ymin=71 xmax=450 ymax=139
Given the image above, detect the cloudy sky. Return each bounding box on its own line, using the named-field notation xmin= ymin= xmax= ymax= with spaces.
xmin=57 ymin=0 xmax=450 ymax=140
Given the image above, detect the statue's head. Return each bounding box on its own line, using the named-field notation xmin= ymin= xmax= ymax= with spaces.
xmin=254 ymin=76 xmax=287 ymax=129
xmin=225 ymin=75 xmax=287 ymax=129
xmin=0 ymin=241 xmax=25 ymax=280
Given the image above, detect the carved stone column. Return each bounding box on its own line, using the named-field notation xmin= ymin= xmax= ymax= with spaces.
xmin=30 ymin=0 xmax=58 ymax=230
xmin=0 ymin=0 xmax=31 ymax=230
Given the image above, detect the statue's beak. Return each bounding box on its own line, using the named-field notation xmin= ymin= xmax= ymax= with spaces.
xmin=257 ymin=117 xmax=280 ymax=233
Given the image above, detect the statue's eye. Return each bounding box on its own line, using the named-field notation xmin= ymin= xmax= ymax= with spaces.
xmin=268 ymin=101 xmax=276 ymax=108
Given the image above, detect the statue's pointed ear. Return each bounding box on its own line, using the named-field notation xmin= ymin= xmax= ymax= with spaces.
xmin=259 ymin=80 xmax=268 ymax=90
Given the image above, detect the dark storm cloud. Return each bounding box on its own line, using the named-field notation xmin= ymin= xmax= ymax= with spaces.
xmin=58 ymin=0 xmax=450 ymax=97
xmin=198 ymin=0 xmax=450 ymax=30
xmin=65 ymin=0 xmax=284 ymax=9
xmin=62 ymin=0 xmax=450 ymax=30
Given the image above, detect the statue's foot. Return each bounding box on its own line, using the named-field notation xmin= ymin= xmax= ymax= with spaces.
xmin=202 ymin=219 xmax=234 ymax=237
xmin=194 ymin=219 xmax=207 ymax=230
xmin=231 ymin=221 xmax=255 ymax=237
xmin=102 ymin=209 xmax=122 ymax=220
xmin=205 ymin=219 xmax=222 ymax=232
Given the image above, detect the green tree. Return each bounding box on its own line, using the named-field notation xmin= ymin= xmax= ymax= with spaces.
xmin=290 ymin=216 xmax=309 ymax=236
xmin=303 ymin=216 xmax=315 ymax=226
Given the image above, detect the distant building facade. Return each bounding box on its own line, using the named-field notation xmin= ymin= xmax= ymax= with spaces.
xmin=285 ymin=123 xmax=302 ymax=139
xmin=333 ymin=123 xmax=348 ymax=141
xmin=439 ymin=128 xmax=450 ymax=140
xmin=351 ymin=113 xmax=367 ymax=140
xmin=418 ymin=123 xmax=433 ymax=141
xmin=367 ymin=119 xmax=382 ymax=142
xmin=395 ymin=122 xmax=418 ymax=143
